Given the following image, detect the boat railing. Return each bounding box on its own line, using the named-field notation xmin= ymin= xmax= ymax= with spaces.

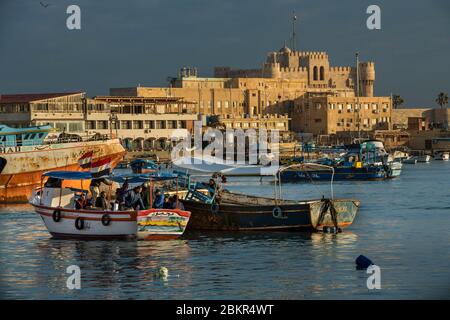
xmin=276 ymin=163 xmax=335 ymax=201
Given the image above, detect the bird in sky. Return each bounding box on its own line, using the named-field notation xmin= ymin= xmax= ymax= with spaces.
xmin=40 ymin=2 xmax=51 ymax=8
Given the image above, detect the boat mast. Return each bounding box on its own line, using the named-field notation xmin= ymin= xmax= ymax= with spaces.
xmin=356 ymin=52 xmax=361 ymax=140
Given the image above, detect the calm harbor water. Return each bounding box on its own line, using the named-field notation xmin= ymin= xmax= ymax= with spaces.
xmin=1 ymin=162 xmax=449 ymax=299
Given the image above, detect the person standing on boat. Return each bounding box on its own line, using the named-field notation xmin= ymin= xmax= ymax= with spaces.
xmin=75 ymin=193 xmax=87 ymax=209
xmin=153 ymin=189 xmax=164 ymax=209
xmin=90 ymin=177 xmax=113 ymax=201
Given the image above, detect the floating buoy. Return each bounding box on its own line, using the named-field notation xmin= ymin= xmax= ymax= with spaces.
xmin=155 ymin=266 xmax=169 ymax=279
xmin=355 ymin=255 xmax=373 ymax=270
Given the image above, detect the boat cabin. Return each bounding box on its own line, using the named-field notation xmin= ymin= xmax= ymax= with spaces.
xmin=0 ymin=124 xmax=52 ymax=147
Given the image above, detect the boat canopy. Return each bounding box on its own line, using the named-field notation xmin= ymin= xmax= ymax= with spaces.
xmin=43 ymin=171 xmax=95 ymax=180
xmin=109 ymin=172 xmax=179 ymax=184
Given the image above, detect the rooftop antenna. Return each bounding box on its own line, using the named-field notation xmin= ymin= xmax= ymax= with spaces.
xmin=292 ymin=10 xmax=297 ymax=51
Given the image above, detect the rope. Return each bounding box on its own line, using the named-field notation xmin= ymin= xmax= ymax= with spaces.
xmin=318 ymin=198 xmax=339 ymax=229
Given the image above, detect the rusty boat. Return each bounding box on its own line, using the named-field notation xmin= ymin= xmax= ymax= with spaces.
xmin=180 ymin=164 xmax=360 ymax=232
xmin=0 ymin=124 xmax=126 ymax=203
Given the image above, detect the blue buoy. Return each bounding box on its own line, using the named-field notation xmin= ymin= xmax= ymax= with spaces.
xmin=355 ymin=255 xmax=373 ymax=270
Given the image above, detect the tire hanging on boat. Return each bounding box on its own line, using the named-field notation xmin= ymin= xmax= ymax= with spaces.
xmin=75 ymin=217 xmax=85 ymax=230
xmin=52 ymin=209 xmax=62 ymax=222
xmin=272 ymin=206 xmax=285 ymax=219
xmin=101 ymin=214 xmax=111 ymax=226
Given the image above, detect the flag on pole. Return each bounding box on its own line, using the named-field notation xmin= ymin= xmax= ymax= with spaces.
xmin=90 ymin=157 xmax=112 ymax=177
xmin=78 ymin=151 xmax=93 ymax=168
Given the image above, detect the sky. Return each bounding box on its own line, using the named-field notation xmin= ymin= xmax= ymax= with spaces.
xmin=0 ymin=0 xmax=449 ymax=107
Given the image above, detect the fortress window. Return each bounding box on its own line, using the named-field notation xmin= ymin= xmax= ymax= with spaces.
xmin=313 ymin=66 xmax=318 ymax=81
xmin=320 ymin=66 xmax=325 ymax=81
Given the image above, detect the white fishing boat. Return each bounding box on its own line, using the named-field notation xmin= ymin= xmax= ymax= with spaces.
xmin=434 ymin=151 xmax=449 ymax=161
xmin=29 ymin=171 xmax=191 ymax=240
xmin=172 ymin=155 xmax=278 ymax=176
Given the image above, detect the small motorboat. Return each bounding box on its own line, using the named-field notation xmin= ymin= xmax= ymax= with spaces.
xmin=130 ymin=159 xmax=159 ymax=174
xmin=180 ymin=164 xmax=360 ymax=232
xmin=417 ymin=155 xmax=431 ymax=163
xmin=29 ymin=171 xmax=190 ymax=240
xmin=434 ymin=151 xmax=449 ymax=161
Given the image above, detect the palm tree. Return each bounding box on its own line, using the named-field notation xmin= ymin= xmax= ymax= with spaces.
xmin=392 ymin=95 xmax=404 ymax=109
xmin=435 ymin=92 xmax=449 ymax=109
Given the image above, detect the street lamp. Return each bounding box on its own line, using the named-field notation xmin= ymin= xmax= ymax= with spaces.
xmin=109 ymin=112 xmax=118 ymax=138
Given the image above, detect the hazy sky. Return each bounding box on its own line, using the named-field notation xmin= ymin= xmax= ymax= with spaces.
xmin=1 ymin=0 xmax=449 ymax=107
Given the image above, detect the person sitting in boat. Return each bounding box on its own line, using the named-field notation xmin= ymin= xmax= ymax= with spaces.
xmin=141 ymin=183 xmax=151 ymax=209
xmin=124 ymin=186 xmax=145 ymax=210
xmin=202 ymin=178 xmax=217 ymax=197
xmin=95 ymin=191 xmax=109 ymax=210
xmin=163 ymin=195 xmax=172 ymax=209
xmin=153 ymin=189 xmax=164 ymax=209
xmin=75 ymin=193 xmax=87 ymax=210
xmin=170 ymin=195 xmax=184 ymax=210
xmin=90 ymin=177 xmax=113 ymax=201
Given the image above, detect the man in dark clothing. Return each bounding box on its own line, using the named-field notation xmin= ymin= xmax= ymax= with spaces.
xmin=153 ymin=189 xmax=164 ymax=209
xmin=95 ymin=191 xmax=108 ymax=210
xmin=124 ymin=186 xmax=145 ymax=210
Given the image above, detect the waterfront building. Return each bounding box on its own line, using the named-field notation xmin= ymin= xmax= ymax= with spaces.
xmin=0 ymin=92 xmax=86 ymax=132
xmin=0 ymin=93 xmax=198 ymax=151
xmin=86 ymin=96 xmax=198 ymax=150
xmin=111 ymin=45 xmax=391 ymax=137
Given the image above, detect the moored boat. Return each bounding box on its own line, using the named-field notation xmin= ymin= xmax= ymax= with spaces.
xmin=434 ymin=151 xmax=449 ymax=161
xmin=130 ymin=159 xmax=159 ymax=174
xmin=0 ymin=124 xmax=126 ymax=203
xmin=29 ymin=171 xmax=191 ymax=240
xmin=180 ymin=164 xmax=360 ymax=231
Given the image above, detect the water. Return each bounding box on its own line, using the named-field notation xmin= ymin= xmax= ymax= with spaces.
xmin=1 ymin=162 xmax=449 ymax=299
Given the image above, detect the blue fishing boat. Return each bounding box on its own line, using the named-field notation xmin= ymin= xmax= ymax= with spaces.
xmin=282 ymin=139 xmax=402 ymax=181
xmin=130 ymin=158 xmax=159 ymax=174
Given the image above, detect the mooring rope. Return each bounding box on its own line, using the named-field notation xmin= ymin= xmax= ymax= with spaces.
xmin=318 ymin=198 xmax=339 ymax=229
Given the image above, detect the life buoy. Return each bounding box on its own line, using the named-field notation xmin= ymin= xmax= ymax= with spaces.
xmin=52 ymin=209 xmax=62 ymax=222
xmin=272 ymin=206 xmax=285 ymax=219
xmin=75 ymin=217 xmax=85 ymax=230
xmin=101 ymin=214 xmax=111 ymax=226
xmin=211 ymin=203 xmax=219 ymax=214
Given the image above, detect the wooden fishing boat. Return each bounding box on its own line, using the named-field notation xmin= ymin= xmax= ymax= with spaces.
xmin=29 ymin=171 xmax=190 ymax=240
xmin=180 ymin=164 xmax=360 ymax=231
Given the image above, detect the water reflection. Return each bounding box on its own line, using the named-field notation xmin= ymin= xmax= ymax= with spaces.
xmin=1 ymin=162 xmax=450 ymax=298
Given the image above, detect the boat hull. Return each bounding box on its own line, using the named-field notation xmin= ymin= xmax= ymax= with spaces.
xmin=280 ymin=166 xmax=387 ymax=181
xmin=137 ymin=208 xmax=191 ymax=240
xmin=0 ymin=139 xmax=126 ymax=203
xmin=32 ymin=204 xmax=137 ymax=239
xmin=181 ymin=192 xmax=359 ymax=231
xmin=31 ymin=205 xmax=191 ymax=240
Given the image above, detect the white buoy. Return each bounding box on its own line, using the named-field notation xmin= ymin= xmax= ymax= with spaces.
xmin=155 ymin=267 xmax=169 ymax=279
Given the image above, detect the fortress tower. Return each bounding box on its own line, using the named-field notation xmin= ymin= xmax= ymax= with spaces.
xmin=359 ymin=62 xmax=375 ymax=97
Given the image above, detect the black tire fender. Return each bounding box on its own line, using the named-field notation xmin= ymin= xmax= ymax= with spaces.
xmin=52 ymin=209 xmax=62 ymax=222
xmin=101 ymin=214 xmax=111 ymax=226
xmin=75 ymin=217 xmax=85 ymax=230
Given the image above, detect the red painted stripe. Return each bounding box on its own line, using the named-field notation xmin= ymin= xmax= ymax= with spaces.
xmin=91 ymin=157 xmax=111 ymax=168
xmin=36 ymin=210 xmax=135 ymax=222
xmin=32 ymin=204 xmax=136 ymax=216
